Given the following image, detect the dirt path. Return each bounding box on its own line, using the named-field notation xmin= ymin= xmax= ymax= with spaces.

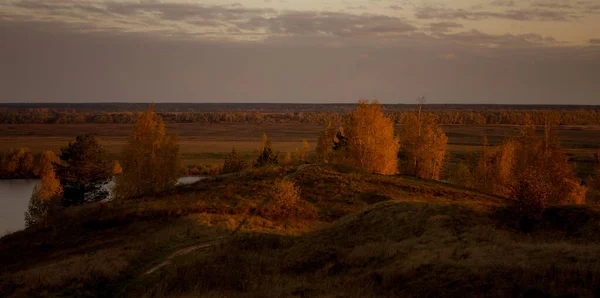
xmin=143 ymin=239 xmax=221 ymax=276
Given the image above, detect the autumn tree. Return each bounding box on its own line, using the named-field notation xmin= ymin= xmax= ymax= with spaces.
xmin=398 ymin=98 xmax=448 ymax=180
xmin=55 ymin=134 xmax=112 ymax=206
xmin=0 ymin=147 xmax=36 ymax=179
xmin=298 ymin=140 xmax=309 ymax=163
xmin=222 ymin=148 xmax=248 ymax=174
xmin=114 ymin=103 xmax=181 ymax=199
xmin=315 ymin=121 xmax=337 ymax=163
xmin=282 ymin=151 xmax=293 ymax=166
xmin=341 ymin=100 xmax=399 ymax=175
xmin=509 ymin=166 xmax=551 ymax=232
xmin=453 ymin=121 xmax=585 ymax=207
xmin=112 ymin=160 xmax=123 ymax=176
xmin=586 ymin=153 xmax=600 ymax=203
xmin=253 ymin=133 xmax=278 ymax=168
xmin=25 ymin=151 xmax=63 ymax=227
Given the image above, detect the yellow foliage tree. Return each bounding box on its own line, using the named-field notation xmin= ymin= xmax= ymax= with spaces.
xmin=299 ymin=140 xmax=309 ymax=163
xmin=454 ymin=123 xmax=585 ymax=205
xmin=114 ymin=103 xmax=181 ymax=199
xmin=342 ymin=100 xmax=399 ymax=175
xmin=398 ymin=100 xmax=448 ymax=180
xmin=586 ymin=154 xmax=600 ymax=203
xmin=25 ymin=151 xmax=63 ymax=227
xmin=315 ymin=121 xmax=337 ymax=163
xmin=282 ymin=151 xmax=293 ymax=166
xmin=112 ymin=160 xmax=123 ymax=176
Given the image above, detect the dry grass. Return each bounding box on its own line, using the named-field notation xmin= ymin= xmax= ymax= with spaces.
xmin=3 ymin=164 xmax=600 ymax=297
xmin=139 ymin=202 xmax=600 ymax=297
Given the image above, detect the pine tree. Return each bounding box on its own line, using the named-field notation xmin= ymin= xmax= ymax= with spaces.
xmin=55 ymin=134 xmax=112 ymax=206
xmin=342 ymin=100 xmax=400 ymax=175
xmin=253 ymin=133 xmax=279 ymax=168
xmin=114 ymin=103 xmax=181 ymax=199
xmin=222 ymin=148 xmax=248 ymax=174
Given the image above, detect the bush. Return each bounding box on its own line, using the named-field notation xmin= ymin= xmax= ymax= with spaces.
xmin=253 ymin=133 xmax=279 ymax=168
xmin=222 ymin=148 xmax=247 ymax=174
xmin=260 ymin=179 xmax=318 ymax=220
xmin=510 ymin=167 xmax=550 ymax=232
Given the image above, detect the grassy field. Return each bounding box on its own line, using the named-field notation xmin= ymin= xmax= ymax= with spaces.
xmin=3 ymin=164 xmax=600 ymax=297
xmin=1 ymin=123 xmax=599 ymax=176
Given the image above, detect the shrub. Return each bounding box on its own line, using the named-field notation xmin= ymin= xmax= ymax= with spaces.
xmin=510 ymin=167 xmax=550 ymax=232
xmin=253 ymin=133 xmax=279 ymax=168
xmin=222 ymin=148 xmax=248 ymax=174
xmin=260 ymin=179 xmax=317 ymax=220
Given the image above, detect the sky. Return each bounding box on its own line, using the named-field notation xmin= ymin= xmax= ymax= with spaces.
xmin=0 ymin=0 xmax=599 ymax=104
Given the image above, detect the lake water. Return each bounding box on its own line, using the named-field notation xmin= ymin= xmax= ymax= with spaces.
xmin=0 ymin=176 xmax=204 ymax=234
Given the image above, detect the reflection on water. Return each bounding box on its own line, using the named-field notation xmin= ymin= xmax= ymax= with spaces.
xmin=0 ymin=176 xmax=206 ymax=234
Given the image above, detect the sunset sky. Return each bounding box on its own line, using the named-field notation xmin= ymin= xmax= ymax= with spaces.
xmin=1 ymin=0 xmax=599 ymax=104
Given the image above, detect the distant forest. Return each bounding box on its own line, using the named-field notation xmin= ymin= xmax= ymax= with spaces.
xmin=1 ymin=103 xmax=600 ymax=125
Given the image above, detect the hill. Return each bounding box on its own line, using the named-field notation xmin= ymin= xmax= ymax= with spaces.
xmin=2 ymin=165 xmax=600 ymax=297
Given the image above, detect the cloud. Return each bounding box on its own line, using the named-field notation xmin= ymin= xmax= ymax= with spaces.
xmin=439 ymin=53 xmax=458 ymax=60
xmin=490 ymin=0 xmax=516 ymax=7
xmin=429 ymin=22 xmax=464 ymax=34
xmin=590 ymin=38 xmax=600 ymax=44
xmin=2 ymin=1 xmax=418 ymax=42
xmin=440 ymin=30 xmax=561 ymax=48
xmin=347 ymin=5 xmax=368 ymax=10
xmin=388 ymin=5 xmax=403 ymax=10
xmin=415 ymin=6 xmax=576 ymax=21
xmin=532 ymin=1 xmax=575 ymax=9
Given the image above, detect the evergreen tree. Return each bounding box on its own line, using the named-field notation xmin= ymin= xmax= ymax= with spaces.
xmin=222 ymin=148 xmax=248 ymax=174
xmin=55 ymin=134 xmax=112 ymax=206
xmin=253 ymin=133 xmax=279 ymax=168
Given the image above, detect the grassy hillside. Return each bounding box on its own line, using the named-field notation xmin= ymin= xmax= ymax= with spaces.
xmin=2 ymin=165 xmax=600 ymax=297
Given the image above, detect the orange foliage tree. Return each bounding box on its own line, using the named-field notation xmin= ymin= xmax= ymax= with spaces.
xmin=585 ymin=153 xmax=600 ymax=203
xmin=341 ymin=100 xmax=400 ymax=175
xmin=398 ymin=99 xmax=448 ymax=180
xmin=114 ymin=103 xmax=181 ymax=199
xmin=452 ymin=119 xmax=585 ymax=205
xmin=25 ymin=151 xmax=63 ymax=227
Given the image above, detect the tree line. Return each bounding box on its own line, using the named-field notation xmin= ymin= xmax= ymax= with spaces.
xmin=2 ymin=109 xmax=600 ymax=125
xmin=21 ymin=101 xmax=600 ymax=233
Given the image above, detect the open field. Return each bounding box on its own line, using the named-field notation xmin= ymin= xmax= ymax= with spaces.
xmin=1 ymin=123 xmax=599 ymax=176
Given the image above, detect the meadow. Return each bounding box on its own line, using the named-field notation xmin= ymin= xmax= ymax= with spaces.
xmin=1 ymin=123 xmax=599 ymax=177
